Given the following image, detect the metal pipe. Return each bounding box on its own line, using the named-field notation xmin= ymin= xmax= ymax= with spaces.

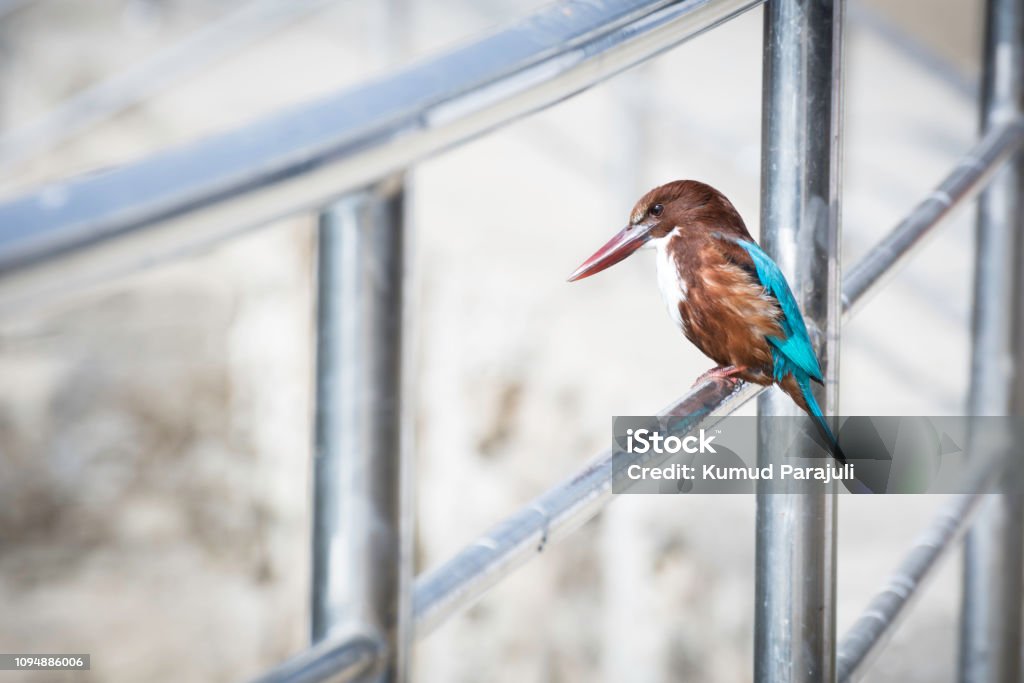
xmin=252 ymin=119 xmax=1023 ymax=683
xmin=415 ymin=378 xmax=764 ymax=637
xmin=960 ymin=0 xmax=1024 ymax=681
xmin=754 ymin=1 xmax=843 ymax=681
xmin=0 ymin=0 xmax=764 ymax=311
xmin=840 ymin=494 xmax=985 ymax=682
xmin=249 ymin=636 xmax=379 ymax=683
xmin=310 ymin=179 xmax=411 ymax=680
xmin=836 ymin=456 xmax=1001 ymax=682
xmin=842 ymin=120 xmax=1024 ymax=316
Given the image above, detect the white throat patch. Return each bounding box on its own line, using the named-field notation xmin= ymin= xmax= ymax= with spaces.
xmin=652 ymin=228 xmax=687 ymax=330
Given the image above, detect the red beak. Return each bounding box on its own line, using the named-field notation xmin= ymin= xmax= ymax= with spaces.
xmin=567 ymin=225 xmax=651 ymax=282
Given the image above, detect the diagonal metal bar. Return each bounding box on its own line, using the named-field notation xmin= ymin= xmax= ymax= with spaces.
xmin=836 ymin=448 xmax=1004 ymax=683
xmin=252 ymin=118 xmax=1024 ymax=683
xmin=842 ymin=118 xmax=1024 ymax=316
xmin=0 ymin=0 xmax=765 ymax=311
xmin=251 ymin=634 xmax=379 ymax=683
xmin=414 ymin=379 xmax=763 ymax=638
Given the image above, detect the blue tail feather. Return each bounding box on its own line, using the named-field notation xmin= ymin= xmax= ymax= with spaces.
xmin=793 ymin=371 xmax=849 ymax=466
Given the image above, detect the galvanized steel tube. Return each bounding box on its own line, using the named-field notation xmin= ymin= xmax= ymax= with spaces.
xmin=839 ymin=493 xmax=986 ymax=682
xmin=754 ymin=1 xmax=844 ymax=681
xmin=310 ymin=180 xmax=411 ymax=681
xmin=960 ymin=0 xmax=1024 ymax=681
xmin=250 ymin=635 xmax=379 ymax=683
xmin=842 ymin=120 xmax=1024 ymax=316
xmin=836 ymin=453 xmax=1002 ymax=682
xmin=0 ymin=0 xmax=764 ymax=311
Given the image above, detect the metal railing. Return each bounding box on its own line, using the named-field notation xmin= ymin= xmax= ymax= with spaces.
xmin=0 ymin=0 xmax=1021 ymax=681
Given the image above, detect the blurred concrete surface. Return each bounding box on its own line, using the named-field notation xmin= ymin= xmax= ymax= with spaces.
xmin=0 ymin=1 xmax=988 ymax=681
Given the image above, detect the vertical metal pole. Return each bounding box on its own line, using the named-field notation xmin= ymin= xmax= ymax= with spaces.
xmin=311 ymin=177 xmax=412 ymax=683
xmin=755 ymin=1 xmax=844 ymax=681
xmin=960 ymin=0 xmax=1024 ymax=681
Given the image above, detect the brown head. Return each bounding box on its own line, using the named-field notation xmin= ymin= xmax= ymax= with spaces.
xmin=567 ymin=180 xmax=750 ymax=281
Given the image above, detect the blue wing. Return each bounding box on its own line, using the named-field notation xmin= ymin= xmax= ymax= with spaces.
xmin=712 ymin=233 xmax=856 ymax=471
xmin=714 ymin=234 xmax=823 ymax=384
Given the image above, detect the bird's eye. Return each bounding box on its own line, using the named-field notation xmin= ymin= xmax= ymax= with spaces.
xmin=649 ymin=204 xmax=664 ymax=217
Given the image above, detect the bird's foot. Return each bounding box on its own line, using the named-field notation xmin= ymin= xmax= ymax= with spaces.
xmin=691 ymin=365 xmax=746 ymax=388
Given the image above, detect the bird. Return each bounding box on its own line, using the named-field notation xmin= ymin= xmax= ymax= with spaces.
xmin=567 ymin=179 xmax=842 ymax=460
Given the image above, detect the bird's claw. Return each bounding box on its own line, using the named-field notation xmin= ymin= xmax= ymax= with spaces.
xmin=691 ymin=365 xmax=745 ymax=388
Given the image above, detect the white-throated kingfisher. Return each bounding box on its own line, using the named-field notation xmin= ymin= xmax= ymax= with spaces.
xmin=568 ymin=179 xmax=840 ymax=457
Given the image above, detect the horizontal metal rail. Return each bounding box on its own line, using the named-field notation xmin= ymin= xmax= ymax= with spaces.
xmin=253 ymin=117 xmax=1024 ymax=683
xmin=0 ymin=0 xmax=763 ymax=311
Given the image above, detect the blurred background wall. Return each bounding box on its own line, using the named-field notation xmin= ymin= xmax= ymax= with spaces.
xmin=0 ymin=1 xmax=987 ymax=681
